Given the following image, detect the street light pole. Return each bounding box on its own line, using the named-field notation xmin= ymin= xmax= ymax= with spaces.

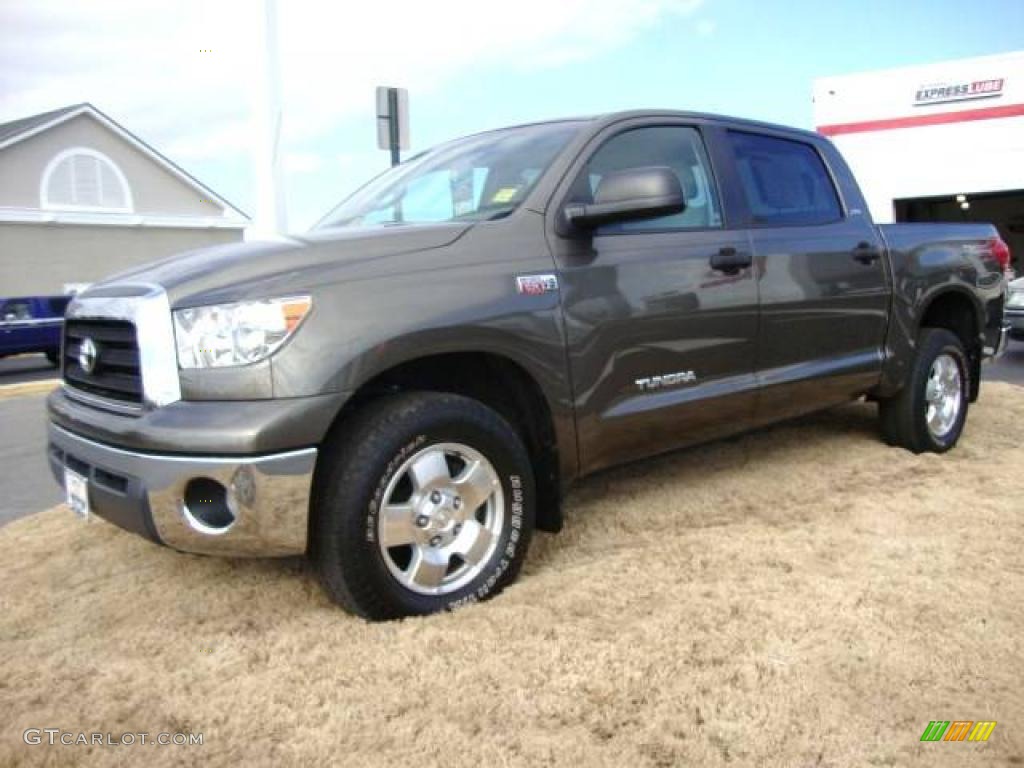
xmin=252 ymin=0 xmax=287 ymax=238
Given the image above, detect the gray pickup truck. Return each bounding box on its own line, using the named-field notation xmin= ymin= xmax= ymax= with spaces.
xmin=47 ymin=110 xmax=1012 ymax=619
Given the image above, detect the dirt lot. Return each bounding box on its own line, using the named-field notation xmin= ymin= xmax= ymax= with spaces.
xmin=2 ymin=384 xmax=1023 ymax=767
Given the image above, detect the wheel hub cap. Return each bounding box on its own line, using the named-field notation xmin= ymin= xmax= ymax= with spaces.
xmin=415 ymin=491 xmax=460 ymax=542
xmin=377 ymin=443 xmax=504 ymax=596
xmin=925 ymin=353 xmax=962 ymax=439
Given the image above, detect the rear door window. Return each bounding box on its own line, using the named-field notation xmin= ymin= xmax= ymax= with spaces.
xmin=727 ymin=131 xmax=842 ymax=226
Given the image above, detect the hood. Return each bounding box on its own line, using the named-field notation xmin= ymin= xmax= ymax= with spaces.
xmin=91 ymin=223 xmax=472 ymax=306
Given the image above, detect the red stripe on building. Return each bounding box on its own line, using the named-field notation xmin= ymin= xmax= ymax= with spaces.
xmin=817 ymin=102 xmax=1024 ymax=136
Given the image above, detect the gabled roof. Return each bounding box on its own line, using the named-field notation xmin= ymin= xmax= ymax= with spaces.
xmin=0 ymin=103 xmax=86 ymax=146
xmin=0 ymin=102 xmax=248 ymax=220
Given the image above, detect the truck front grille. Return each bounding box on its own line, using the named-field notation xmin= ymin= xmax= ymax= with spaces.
xmin=63 ymin=319 xmax=143 ymax=404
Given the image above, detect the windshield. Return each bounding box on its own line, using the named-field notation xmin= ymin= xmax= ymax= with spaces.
xmin=316 ymin=121 xmax=582 ymax=229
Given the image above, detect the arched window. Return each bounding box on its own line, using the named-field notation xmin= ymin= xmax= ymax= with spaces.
xmin=40 ymin=148 xmax=133 ymax=212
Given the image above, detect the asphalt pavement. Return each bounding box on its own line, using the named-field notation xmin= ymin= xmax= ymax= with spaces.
xmin=0 ymin=353 xmax=60 ymax=385
xmin=0 ymin=391 xmax=62 ymax=525
xmin=985 ymin=339 xmax=1024 ymax=386
xmin=0 ymin=344 xmax=1022 ymax=528
xmin=0 ymin=355 xmax=62 ymax=525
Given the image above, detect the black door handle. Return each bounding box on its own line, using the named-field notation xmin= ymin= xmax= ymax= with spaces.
xmin=852 ymin=242 xmax=881 ymax=264
xmin=710 ymin=247 xmax=752 ymax=274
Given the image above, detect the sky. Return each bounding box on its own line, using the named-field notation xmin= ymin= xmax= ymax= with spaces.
xmin=1 ymin=0 xmax=1023 ymax=231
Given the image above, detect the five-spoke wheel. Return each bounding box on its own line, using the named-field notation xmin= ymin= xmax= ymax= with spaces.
xmin=879 ymin=328 xmax=969 ymax=454
xmin=378 ymin=443 xmax=504 ymax=595
xmin=313 ymin=392 xmax=535 ymax=620
xmin=924 ymin=353 xmax=963 ymax=440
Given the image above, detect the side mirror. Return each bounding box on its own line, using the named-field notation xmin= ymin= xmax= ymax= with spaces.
xmin=564 ymin=166 xmax=685 ymax=230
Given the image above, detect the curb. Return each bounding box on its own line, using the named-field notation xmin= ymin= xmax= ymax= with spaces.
xmin=0 ymin=379 xmax=60 ymax=399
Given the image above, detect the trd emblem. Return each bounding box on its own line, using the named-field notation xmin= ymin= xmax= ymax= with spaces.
xmin=515 ymin=274 xmax=559 ymax=295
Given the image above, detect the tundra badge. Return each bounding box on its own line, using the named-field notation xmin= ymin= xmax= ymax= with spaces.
xmin=636 ymin=371 xmax=697 ymax=392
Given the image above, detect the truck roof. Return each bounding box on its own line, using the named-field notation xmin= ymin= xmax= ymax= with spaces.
xmin=472 ymin=109 xmax=824 ymax=142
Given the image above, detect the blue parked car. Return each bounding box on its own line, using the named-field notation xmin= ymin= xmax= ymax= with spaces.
xmin=0 ymin=296 xmax=71 ymax=366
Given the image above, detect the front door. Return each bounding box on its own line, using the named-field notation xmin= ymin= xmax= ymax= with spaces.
xmin=552 ymin=123 xmax=759 ymax=474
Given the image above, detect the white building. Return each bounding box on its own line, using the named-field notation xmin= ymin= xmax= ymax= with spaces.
xmin=0 ymin=103 xmax=248 ymax=296
xmin=814 ymin=51 xmax=1024 ymax=272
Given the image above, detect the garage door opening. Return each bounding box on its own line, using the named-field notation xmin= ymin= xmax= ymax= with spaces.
xmin=894 ymin=189 xmax=1024 ymax=275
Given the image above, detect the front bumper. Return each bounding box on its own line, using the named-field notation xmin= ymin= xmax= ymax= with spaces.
xmin=984 ymin=319 xmax=1011 ymax=359
xmin=48 ymin=423 xmax=316 ymax=557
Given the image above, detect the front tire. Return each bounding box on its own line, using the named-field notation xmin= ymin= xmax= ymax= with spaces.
xmin=312 ymin=392 xmax=535 ymax=620
xmin=879 ymin=328 xmax=970 ymax=453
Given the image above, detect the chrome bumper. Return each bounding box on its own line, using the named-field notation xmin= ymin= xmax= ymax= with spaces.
xmin=48 ymin=423 xmax=316 ymax=557
xmin=990 ymin=322 xmax=1011 ymax=359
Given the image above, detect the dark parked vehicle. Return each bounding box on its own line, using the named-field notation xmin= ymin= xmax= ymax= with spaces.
xmin=1006 ymin=277 xmax=1024 ymax=340
xmin=46 ymin=110 xmax=1012 ymax=619
xmin=1 ymin=296 xmax=71 ymax=365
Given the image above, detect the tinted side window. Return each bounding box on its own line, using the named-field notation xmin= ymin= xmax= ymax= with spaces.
xmin=728 ymin=131 xmax=842 ymax=226
xmin=575 ymin=126 xmax=723 ymax=233
xmin=2 ymin=300 xmax=33 ymax=321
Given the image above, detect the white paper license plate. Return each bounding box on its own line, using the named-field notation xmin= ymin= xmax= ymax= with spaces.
xmin=65 ymin=468 xmax=90 ymax=519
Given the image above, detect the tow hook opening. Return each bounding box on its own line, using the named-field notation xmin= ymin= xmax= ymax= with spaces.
xmin=183 ymin=477 xmax=236 ymax=534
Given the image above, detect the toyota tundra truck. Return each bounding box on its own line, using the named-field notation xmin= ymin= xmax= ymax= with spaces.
xmin=46 ymin=110 xmax=1012 ymax=620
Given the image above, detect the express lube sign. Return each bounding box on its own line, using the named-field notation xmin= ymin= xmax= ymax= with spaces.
xmin=914 ymin=78 xmax=1005 ymax=106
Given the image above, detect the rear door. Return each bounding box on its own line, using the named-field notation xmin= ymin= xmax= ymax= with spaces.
xmin=550 ymin=120 xmax=759 ymax=473
xmin=722 ymin=130 xmax=889 ymax=422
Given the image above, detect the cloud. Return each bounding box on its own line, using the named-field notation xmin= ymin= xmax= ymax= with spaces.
xmin=0 ymin=1 xmax=259 ymax=161
xmin=0 ymin=0 xmax=705 ymax=227
xmin=1 ymin=0 xmax=703 ymax=154
xmin=696 ymin=19 xmax=717 ymax=38
xmin=283 ymin=152 xmax=322 ymax=174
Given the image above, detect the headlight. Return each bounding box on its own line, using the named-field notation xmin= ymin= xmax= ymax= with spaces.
xmin=173 ymin=296 xmax=312 ymax=369
xmin=1008 ymin=289 xmax=1024 ymax=309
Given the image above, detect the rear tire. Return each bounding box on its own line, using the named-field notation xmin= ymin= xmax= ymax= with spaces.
xmin=312 ymin=392 xmax=535 ymax=620
xmin=879 ymin=328 xmax=969 ymax=454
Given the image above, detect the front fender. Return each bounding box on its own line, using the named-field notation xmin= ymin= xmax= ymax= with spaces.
xmin=268 ymin=216 xmax=578 ymax=485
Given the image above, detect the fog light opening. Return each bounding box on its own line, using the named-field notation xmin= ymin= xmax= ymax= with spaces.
xmin=183 ymin=477 xmax=236 ymax=534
